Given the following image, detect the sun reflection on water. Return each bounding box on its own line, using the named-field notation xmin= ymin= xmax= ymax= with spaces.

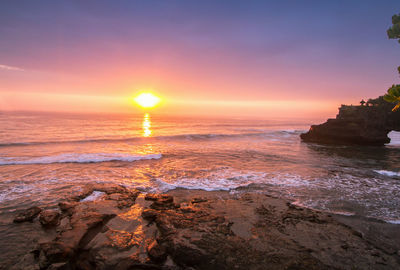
xmin=142 ymin=113 xmax=152 ymax=137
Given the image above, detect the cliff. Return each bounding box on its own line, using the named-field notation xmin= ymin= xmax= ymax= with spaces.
xmin=300 ymin=96 xmax=400 ymax=146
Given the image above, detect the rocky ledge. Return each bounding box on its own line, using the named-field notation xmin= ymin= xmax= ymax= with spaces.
xmin=7 ymin=184 xmax=400 ymax=270
xmin=300 ymin=96 xmax=400 ymax=145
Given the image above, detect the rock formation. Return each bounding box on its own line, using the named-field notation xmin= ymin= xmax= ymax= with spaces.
xmin=301 ymin=96 xmax=400 ymax=145
xmin=8 ymin=185 xmax=400 ymax=270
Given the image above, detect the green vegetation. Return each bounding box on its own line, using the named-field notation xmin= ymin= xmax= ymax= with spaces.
xmin=384 ymin=85 xmax=400 ymax=111
xmin=385 ymin=14 xmax=400 ymax=111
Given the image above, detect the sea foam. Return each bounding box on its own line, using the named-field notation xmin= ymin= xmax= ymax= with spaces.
xmin=0 ymin=153 xmax=162 ymax=165
xmin=374 ymin=170 xmax=400 ymax=177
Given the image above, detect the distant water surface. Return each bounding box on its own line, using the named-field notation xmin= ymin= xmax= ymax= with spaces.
xmin=1 ymin=111 xmax=400 ymax=225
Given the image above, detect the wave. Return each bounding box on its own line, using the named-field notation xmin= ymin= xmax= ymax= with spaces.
xmin=0 ymin=130 xmax=303 ymax=148
xmin=374 ymin=170 xmax=400 ymax=177
xmin=386 ymin=220 xmax=400 ymax=224
xmin=0 ymin=153 xmax=162 ymax=165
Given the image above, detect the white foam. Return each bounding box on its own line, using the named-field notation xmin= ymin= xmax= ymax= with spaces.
xmin=154 ymin=174 xmax=257 ymax=192
xmin=387 ymin=131 xmax=400 ymax=146
xmin=386 ymin=220 xmax=400 ymax=225
xmin=80 ymin=191 xmax=106 ymax=202
xmin=0 ymin=153 xmax=162 ymax=165
xmin=374 ymin=170 xmax=400 ymax=177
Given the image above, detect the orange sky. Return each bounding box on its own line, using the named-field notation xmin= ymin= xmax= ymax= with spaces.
xmin=0 ymin=1 xmax=399 ymax=119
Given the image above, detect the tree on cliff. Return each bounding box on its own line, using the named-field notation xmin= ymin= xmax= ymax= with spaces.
xmin=384 ymin=85 xmax=400 ymax=111
xmin=384 ymin=14 xmax=400 ymax=111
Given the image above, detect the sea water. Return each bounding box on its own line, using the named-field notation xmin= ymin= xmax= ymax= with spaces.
xmin=1 ymin=111 xmax=399 ymax=224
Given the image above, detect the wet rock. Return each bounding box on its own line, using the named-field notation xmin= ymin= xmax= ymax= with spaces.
xmin=39 ymin=210 xmax=61 ymax=228
xmin=147 ymin=194 xmax=176 ymax=210
xmin=58 ymin=201 xmax=77 ymax=215
xmin=38 ymin=242 xmax=74 ymax=269
xmin=107 ymin=192 xmax=137 ymax=209
xmin=10 ymin=188 xmax=400 ymax=270
xmin=145 ymin=194 xmax=173 ymax=203
xmin=147 ymin=240 xmax=167 ymax=263
xmin=191 ymin=197 xmax=208 ymax=204
xmin=73 ymin=183 xmax=140 ymax=202
xmin=13 ymin=206 xmax=42 ymax=223
xmin=47 ymin=262 xmax=70 ymax=270
xmin=9 ymin=253 xmax=40 ymax=270
xmin=142 ymin=209 xmax=159 ymax=221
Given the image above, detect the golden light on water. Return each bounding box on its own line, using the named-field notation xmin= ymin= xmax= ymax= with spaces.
xmin=142 ymin=113 xmax=152 ymax=137
xmin=134 ymin=93 xmax=161 ymax=108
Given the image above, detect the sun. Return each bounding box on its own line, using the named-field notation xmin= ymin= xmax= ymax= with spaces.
xmin=134 ymin=93 xmax=161 ymax=108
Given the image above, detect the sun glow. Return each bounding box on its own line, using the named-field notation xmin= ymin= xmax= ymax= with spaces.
xmin=134 ymin=93 xmax=161 ymax=108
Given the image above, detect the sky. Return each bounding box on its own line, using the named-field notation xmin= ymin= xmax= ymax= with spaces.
xmin=0 ymin=0 xmax=399 ymax=118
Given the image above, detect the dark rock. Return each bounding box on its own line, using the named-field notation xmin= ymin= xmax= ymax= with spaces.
xmin=147 ymin=240 xmax=167 ymax=263
xmin=145 ymin=194 xmax=173 ymax=203
xmin=10 ymin=188 xmax=400 ymax=270
xmin=39 ymin=210 xmax=61 ymax=228
xmin=191 ymin=197 xmax=208 ymax=204
xmin=73 ymin=183 xmax=140 ymax=202
xmin=107 ymin=192 xmax=137 ymax=209
xmin=58 ymin=201 xmax=77 ymax=214
xmin=148 ymin=194 xmax=176 ymax=210
xmin=47 ymin=262 xmax=70 ymax=270
xmin=13 ymin=206 xmax=42 ymax=223
xmin=38 ymin=242 xmax=74 ymax=268
xmin=142 ymin=209 xmax=159 ymax=221
xmin=301 ymin=96 xmax=400 ymax=145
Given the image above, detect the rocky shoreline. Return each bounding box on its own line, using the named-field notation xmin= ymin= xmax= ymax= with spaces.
xmin=4 ymin=183 xmax=400 ymax=270
xmin=301 ymin=96 xmax=400 ymax=145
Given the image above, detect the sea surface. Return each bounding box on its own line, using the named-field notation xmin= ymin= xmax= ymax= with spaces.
xmin=1 ymin=111 xmax=400 ymax=226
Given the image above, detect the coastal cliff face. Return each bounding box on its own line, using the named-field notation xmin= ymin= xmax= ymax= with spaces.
xmin=301 ymin=97 xmax=400 ymax=146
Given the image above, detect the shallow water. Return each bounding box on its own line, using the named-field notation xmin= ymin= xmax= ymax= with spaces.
xmin=0 ymin=111 xmax=400 ymax=224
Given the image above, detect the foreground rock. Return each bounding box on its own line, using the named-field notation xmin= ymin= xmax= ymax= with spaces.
xmin=13 ymin=206 xmax=42 ymax=223
xmin=8 ymin=186 xmax=400 ymax=270
xmin=301 ymin=96 xmax=400 ymax=145
xmin=39 ymin=210 xmax=61 ymax=228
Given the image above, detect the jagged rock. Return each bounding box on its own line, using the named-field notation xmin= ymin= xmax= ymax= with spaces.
xmin=147 ymin=240 xmax=167 ymax=263
xmin=8 ymin=187 xmax=400 ymax=270
xmin=106 ymin=192 xmax=137 ymax=209
xmin=146 ymin=194 xmax=177 ymax=210
xmin=9 ymin=253 xmax=40 ymax=270
xmin=73 ymin=183 xmax=140 ymax=202
xmin=301 ymin=96 xmax=400 ymax=145
xmin=39 ymin=210 xmax=61 ymax=228
xmin=145 ymin=194 xmax=173 ymax=203
xmin=58 ymin=201 xmax=77 ymax=213
xmin=191 ymin=197 xmax=208 ymax=204
xmin=47 ymin=262 xmax=69 ymax=270
xmin=13 ymin=206 xmax=42 ymax=223
xmin=142 ymin=209 xmax=159 ymax=221
xmin=38 ymin=242 xmax=74 ymax=269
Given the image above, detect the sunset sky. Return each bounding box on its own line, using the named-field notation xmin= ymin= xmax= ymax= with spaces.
xmin=1 ymin=0 xmax=399 ymax=118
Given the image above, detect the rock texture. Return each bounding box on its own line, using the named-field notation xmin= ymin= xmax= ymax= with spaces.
xmin=301 ymin=96 xmax=400 ymax=145
xmin=8 ymin=186 xmax=400 ymax=270
xmin=13 ymin=206 xmax=42 ymax=223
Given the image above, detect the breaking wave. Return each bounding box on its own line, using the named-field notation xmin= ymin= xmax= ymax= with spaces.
xmin=374 ymin=170 xmax=400 ymax=177
xmin=0 ymin=153 xmax=162 ymax=165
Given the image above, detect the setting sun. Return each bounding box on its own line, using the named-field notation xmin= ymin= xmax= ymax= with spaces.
xmin=134 ymin=93 xmax=161 ymax=108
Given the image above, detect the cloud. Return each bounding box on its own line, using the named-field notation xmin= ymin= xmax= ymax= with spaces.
xmin=0 ymin=64 xmax=24 ymax=71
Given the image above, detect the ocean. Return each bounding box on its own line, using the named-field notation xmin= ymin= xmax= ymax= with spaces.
xmin=1 ymin=111 xmax=400 ymax=226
